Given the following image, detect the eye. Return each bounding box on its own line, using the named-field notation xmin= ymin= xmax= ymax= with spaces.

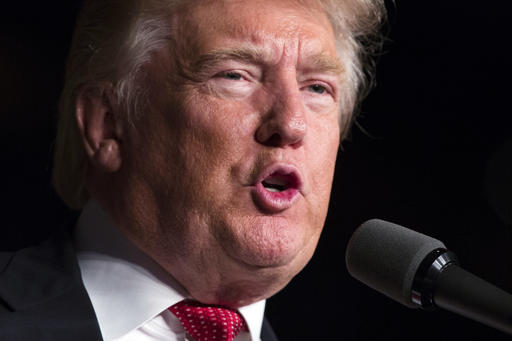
xmin=220 ymin=71 xmax=243 ymax=81
xmin=307 ymin=84 xmax=327 ymax=94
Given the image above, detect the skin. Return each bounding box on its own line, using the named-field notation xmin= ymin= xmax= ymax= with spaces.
xmin=78 ymin=0 xmax=343 ymax=307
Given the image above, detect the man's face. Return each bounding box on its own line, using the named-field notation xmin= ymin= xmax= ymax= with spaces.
xmin=119 ymin=0 xmax=342 ymax=306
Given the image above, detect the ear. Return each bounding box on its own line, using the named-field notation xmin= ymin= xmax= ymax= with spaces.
xmin=75 ymin=84 xmax=122 ymax=173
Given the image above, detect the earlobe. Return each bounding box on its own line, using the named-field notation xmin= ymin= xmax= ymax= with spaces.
xmin=93 ymin=139 xmax=121 ymax=172
xmin=75 ymin=84 xmax=122 ymax=173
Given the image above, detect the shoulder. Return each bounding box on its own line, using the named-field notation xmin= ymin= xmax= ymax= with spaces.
xmin=0 ymin=235 xmax=103 ymax=341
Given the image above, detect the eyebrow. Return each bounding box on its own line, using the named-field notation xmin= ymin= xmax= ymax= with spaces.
xmin=190 ymin=47 xmax=344 ymax=76
xmin=191 ymin=47 xmax=266 ymax=71
xmin=302 ymin=53 xmax=345 ymax=75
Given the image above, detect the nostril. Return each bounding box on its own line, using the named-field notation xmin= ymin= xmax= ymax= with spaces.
xmin=265 ymin=133 xmax=282 ymax=147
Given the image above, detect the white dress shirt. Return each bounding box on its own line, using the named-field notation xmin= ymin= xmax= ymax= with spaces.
xmin=74 ymin=200 xmax=265 ymax=341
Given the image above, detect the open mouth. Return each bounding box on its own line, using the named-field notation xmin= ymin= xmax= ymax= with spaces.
xmin=252 ymin=164 xmax=303 ymax=213
xmin=261 ymin=172 xmax=298 ymax=193
xmin=252 ymin=166 xmax=302 ymax=212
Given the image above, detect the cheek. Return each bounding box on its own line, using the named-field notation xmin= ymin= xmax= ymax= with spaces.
xmin=308 ymin=117 xmax=340 ymax=201
xmin=161 ymin=95 xmax=259 ymax=199
xmin=180 ymin=95 xmax=259 ymax=155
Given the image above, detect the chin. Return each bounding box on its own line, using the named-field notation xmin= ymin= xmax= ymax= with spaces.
xmin=242 ymin=240 xmax=307 ymax=269
xmin=214 ymin=252 xmax=311 ymax=307
xmin=227 ymin=216 xmax=320 ymax=271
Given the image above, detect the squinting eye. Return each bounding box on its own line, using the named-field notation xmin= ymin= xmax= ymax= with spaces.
xmin=308 ymin=84 xmax=327 ymax=94
xmin=221 ymin=72 xmax=243 ymax=81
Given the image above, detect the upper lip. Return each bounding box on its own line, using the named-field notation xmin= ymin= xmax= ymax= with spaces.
xmin=253 ymin=163 xmax=304 ymax=194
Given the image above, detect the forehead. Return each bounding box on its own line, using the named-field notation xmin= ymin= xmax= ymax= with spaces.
xmin=175 ymin=0 xmax=338 ymax=63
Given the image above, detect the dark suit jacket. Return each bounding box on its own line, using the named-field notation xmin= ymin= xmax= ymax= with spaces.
xmin=0 ymin=234 xmax=279 ymax=341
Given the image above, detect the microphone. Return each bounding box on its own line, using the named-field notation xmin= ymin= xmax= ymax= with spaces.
xmin=345 ymin=219 xmax=512 ymax=335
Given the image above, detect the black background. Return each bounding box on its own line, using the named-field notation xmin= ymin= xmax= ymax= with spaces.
xmin=1 ymin=1 xmax=511 ymax=340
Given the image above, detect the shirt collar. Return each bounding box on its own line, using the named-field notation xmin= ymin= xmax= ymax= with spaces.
xmin=240 ymin=300 xmax=266 ymax=341
xmin=74 ymin=200 xmax=265 ymax=340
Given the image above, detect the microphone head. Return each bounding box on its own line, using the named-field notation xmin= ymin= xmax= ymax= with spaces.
xmin=345 ymin=219 xmax=446 ymax=308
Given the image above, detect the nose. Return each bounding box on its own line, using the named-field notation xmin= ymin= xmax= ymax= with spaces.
xmin=255 ymin=84 xmax=307 ymax=148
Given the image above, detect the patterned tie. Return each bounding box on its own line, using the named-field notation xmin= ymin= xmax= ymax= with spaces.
xmin=170 ymin=300 xmax=248 ymax=341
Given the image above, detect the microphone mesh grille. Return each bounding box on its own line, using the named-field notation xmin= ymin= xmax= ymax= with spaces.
xmin=345 ymin=219 xmax=445 ymax=308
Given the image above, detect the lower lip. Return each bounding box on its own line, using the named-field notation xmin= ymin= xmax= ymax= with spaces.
xmin=251 ymin=182 xmax=300 ymax=213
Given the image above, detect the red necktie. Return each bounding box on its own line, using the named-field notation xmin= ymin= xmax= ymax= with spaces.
xmin=170 ymin=300 xmax=248 ymax=341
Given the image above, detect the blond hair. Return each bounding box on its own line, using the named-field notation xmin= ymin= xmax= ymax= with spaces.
xmin=53 ymin=0 xmax=386 ymax=209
